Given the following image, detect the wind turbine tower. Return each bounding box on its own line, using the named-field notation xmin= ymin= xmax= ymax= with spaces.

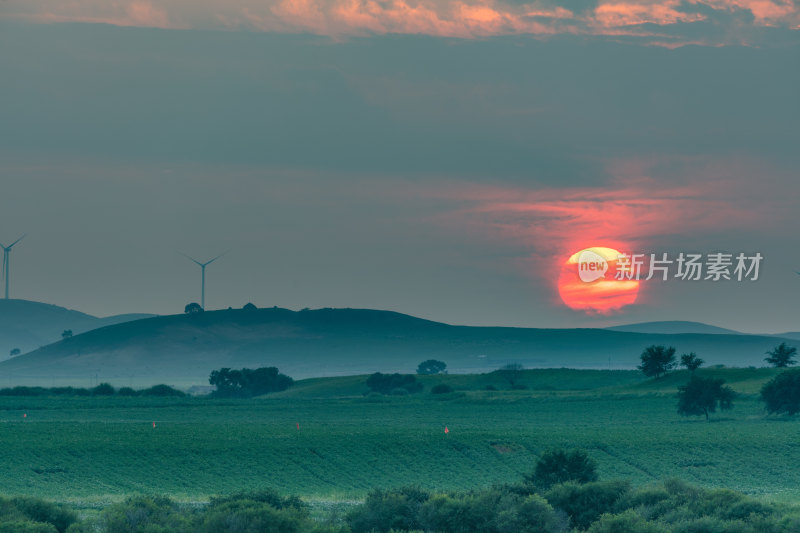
xmin=1 ymin=235 xmax=25 ymax=300
xmin=181 ymin=252 xmax=225 ymax=310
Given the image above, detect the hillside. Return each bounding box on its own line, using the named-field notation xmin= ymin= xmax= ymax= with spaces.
xmin=0 ymin=306 xmax=795 ymax=386
xmin=0 ymin=299 xmax=154 ymax=357
xmin=606 ymin=321 xmax=742 ymax=335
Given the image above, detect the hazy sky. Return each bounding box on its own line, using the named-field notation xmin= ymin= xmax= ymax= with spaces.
xmin=0 ymin=3 xmax=798 ymax=332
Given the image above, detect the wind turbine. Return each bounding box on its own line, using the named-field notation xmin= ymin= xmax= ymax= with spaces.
xmin=180 ymin=251 xmax=226 ymax=310
xmin=1 ymin=235 xmax=25 ymax=300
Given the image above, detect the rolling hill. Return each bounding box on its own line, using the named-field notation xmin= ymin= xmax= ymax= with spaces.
xmin=0 ymin=306 xmax=795 ymax=386
xmin=0 ymin=299 xmax=154 ymax=357
xmin=606 ymin=320 xmax=742 ymax=335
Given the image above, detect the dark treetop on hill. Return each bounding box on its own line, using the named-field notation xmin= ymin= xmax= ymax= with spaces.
xmin=416 ymin=359 xmax=447 ymax=375
xmin=638 ymin=345 xmax=677 ymax=379
xmin=764 ymin=342 xmax=797 ymax=368
xmin=680 ymin=352 xmax=704 ymax=372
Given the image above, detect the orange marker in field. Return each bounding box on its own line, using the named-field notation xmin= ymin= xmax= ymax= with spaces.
xmin=296 ymin=422 xmax=300 ymax=430
xmin=152 ymin=421 xmax=156 ymax=428
xmin=444 ymin=426 xmax=449 ymax=434
xmin=23 ymin=413 xmax=26 ymax=419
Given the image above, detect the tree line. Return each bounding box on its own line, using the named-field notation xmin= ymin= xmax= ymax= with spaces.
xmin=637 ymin=342 xmax=800 ymax=420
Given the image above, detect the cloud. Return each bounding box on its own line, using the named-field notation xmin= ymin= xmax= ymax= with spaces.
xmin=419 ymin=156 xmax=797 ymax=283
xmin=3 ymin=0 xmax=798 ymax=43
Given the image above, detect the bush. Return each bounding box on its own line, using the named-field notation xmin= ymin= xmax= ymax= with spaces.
xmin=198 ymin=501 xmax=308 ymax=533
xmin=208 ymin=490 xmax=306 ymax=512
xmin=94 ymin=495 xmax=193 ymax=533
xmin=431 ymin=384 xmax=454 ymax=394
xmin=140 ymin=384 xmax=185 ymax=397
xmin=526 ymin=449 xmax=598 ymax=489
xmin=760 ymin=369 xmax=800 ymax=415
xmin=92 ymin=383 xmax=115 ymax=396
xmin=347 ymin=487 xmax=429 ymax=533
xmin=545 ymin=480 xmax=631 ymax=530
xmin=587 ymin=510 xmax=668 ymax=533
xmin=0 ymin=496 xmax=77 ymax=533
xmin=0 ymin=521 xmax=58 ymax=533
xmin=418 ymin=489 xmax=567 ymax=533
xmin=116 ymin=387 xmax=139 ymax=397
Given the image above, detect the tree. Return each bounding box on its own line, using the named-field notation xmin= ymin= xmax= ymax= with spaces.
xmin=680 ymin=352 xmax=704 ymax=372
xmin=677 ymin=376 xmax=735 ymax=421
xmin=243 ymin=302 xmax=258 ymax=311
xmin=525 ymin=448 xmax=598 ymax=489
xmin=417 ymin=360 xmax=447 ymax=375
xmin=9 ymin=348 xmax=20 ymax=357
xmin=61 ymin=330 xmax=73 ymax=340
xmin=764 ymin=342 xmax=797 ymax=368
xmin=637 ymin=345 xmax=676 ymax=379
xmin=184 ymin=302 xmax=203 ymax=315
xmin=209 ymin=367 xmax=293 ymax=398
xmin=497 ymin=363 xmax=525 ymax=387
xmin=760 ymin=369 xmax=800 ymax=415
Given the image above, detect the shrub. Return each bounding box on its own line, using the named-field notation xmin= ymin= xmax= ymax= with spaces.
xmin=140 ymin=385 xmax=185 ymax=397
xmin=526 ymin=449 xmax=598 ymax=489
xmin=0 ymin=496 xmax=77 ymax=533
xmin=92 ymin=383 xmax=115 ymax=396
xmin=116 ymin=387 xmax=138 ymax=397
xmin=94 ymin=495 xmax=193 ymax=533
xmin=418 ymin=489 xmax=567 ymax=533
xmin=545 ymin=480 xmax=631 ymax=530
xmin=347 ymin=487 xmax=429 ymax=533
xmin=587 ymin=510 xmax=668 ymax=533
xmin=0 ymin=521 xmax=58 ymax=533
xmin=8 ymin=497 xmax=77 ymax=533
xmin=208 ymin=490 xmax=306 ymax=512
xmin=431 ymin=384 xmax=454 ymax=394
xmin=197 ymin=501 xmax=308 ymax=533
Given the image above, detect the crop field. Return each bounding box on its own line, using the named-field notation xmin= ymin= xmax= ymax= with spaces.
xmin=1 ymin=367 xmax=799 ymax=509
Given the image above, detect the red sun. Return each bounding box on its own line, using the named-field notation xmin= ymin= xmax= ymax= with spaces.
xmin=557 ymin=247 xmax=640 ymax=313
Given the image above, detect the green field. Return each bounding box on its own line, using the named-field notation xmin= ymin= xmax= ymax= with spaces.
xmin=1 ymin=367 xmax=798 ymax=510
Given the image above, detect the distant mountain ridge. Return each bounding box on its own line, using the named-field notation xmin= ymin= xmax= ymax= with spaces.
xmin=0 ymin=299 xmax=155 ymax=356
xmin=0 ymin=306 xmax=796 ymax=386
xmin=606 ymin=321 xmax=742 ymax=335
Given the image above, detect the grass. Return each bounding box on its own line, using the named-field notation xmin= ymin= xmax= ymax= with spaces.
xmin=0 ymin=367 xmax=796 ymax=507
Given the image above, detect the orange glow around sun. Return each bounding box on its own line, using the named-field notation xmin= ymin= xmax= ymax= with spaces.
xmin=557 ymin=247 xmax=640 ymax=313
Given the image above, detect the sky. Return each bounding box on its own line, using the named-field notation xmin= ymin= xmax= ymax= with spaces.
xmin=0 ymin=2 xmax=798 ymax=332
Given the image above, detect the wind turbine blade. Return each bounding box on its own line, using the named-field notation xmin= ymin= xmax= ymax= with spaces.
xmin=7 ymin=234 xmax=25 ymax=249
xmin=178 ymin=251 xmax=203 ymax=266
xmin=204 ymin=250 xmax=228 ymax=266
